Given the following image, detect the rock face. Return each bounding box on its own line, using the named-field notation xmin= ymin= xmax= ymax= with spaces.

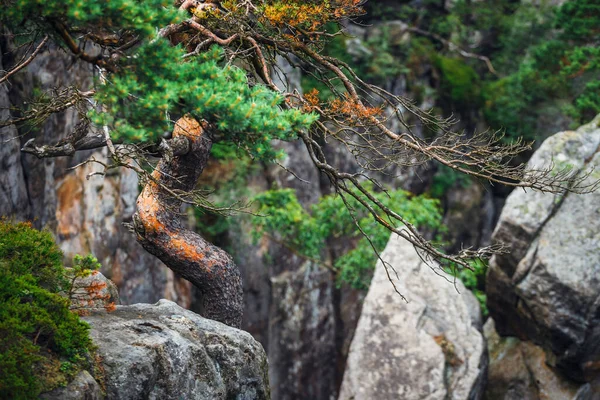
xmin=484 ymin=318 xmax=583 ymax=400
xmin=486 ymin=114 xmax=600 ymax=383
xmin=54 ymin=149 xmax=192 ymax=306
xmin=0 ymin=39 xmax=191 ymax=307
xmin=0 ymin=48 xmax=30 ymax=221
xmin=69 ymin=270 xmax=120 ymax=312
xmin=40 ymin=371 xmax=104 ymax=400
xmin=339 ymin=235 xmax=487 ymax=400
xmin=269 ymin=265 xmax=336 ymax=400
xmin=84 ymin=300 xmax=270 ymax=400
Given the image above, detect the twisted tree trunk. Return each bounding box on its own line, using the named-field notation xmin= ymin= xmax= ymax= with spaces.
xmin=133 ymin=116 xmax=243 ymax=328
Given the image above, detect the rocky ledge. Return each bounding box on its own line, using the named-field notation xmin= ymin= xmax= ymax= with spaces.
xmin=42 ymin=299 xmax=270 ymax=400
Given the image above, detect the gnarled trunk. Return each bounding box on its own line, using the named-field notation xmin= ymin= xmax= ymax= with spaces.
xmin=133 ymin=116 xmax=243 ymax=328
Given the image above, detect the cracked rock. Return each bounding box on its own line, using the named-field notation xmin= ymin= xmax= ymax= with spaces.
xmin=486 ymin=114 xmax=600 ymax=382
xmin=81 ymin=300 xmax=270 ymax=400
xmin=339 ymin=235 xmax=487 ymax=400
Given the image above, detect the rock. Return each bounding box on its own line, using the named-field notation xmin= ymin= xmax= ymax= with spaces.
xmin=269 ymin=264 xmax=337 ymax=400
xmin=442 ymin=182 xmax=497 ymax=252
xmin=0 ymin=47 xmax=30 ymax=221
xmin=68 ymin=270 xmax=120 ymax=313
xmin=483 ymin=318 xmax=582 ymax=400
xmin=486 ymin=114 xmax=600 ymax=382
xmin=40 ymin=371 xmax=103 ymax=400
xmin=573 ymin=383 xmax=600 ymax=400
xmin=54 ymin=149 xmax=192 ymax=307
xmin=83 ymin=299 xmax=270 ymax=400
xmin=339 ymin=235 xmax=487 ymax=400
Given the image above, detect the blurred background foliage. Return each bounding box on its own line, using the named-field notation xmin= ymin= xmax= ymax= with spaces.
xmin=198 ymin=0 xmax=599 ymax=315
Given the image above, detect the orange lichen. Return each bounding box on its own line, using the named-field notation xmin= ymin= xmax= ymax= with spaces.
xmin=433 ymin=334 xmax=464 ymax=367
xmin=170 ymin=235 xmax=211 ymax=268
xmin=136 ymin=179 xmax=166 ymax=234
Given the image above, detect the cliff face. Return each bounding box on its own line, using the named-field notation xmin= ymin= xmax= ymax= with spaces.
xmin=3 ymin=1 xmax=598 ymax=399
xmin=0 ymin=40 xmax=191 ymax=307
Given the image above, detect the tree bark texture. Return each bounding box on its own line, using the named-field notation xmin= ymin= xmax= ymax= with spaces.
xmin=133 ymin=116 xmax=243 ymax=328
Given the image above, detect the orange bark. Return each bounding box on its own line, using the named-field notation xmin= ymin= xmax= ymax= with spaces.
xmin=134 ymin=116 xmax=243 ymax=327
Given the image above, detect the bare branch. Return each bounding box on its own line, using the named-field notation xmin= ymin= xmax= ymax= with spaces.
xmin=0 ymin=35 xmax=49 ymax=84
xmin=50 ymin=20 xmax=117 ymax=72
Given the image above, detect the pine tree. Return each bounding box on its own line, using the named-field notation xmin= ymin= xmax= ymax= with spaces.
xmin=1 ymin=0 xmax=593 ymax=327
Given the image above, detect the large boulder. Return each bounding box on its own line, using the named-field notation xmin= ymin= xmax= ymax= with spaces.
xmin=483 ymin=318 xmax=583 ymax=400
xmin=486 ymin=114 xmax=600 ymax=382
xmin=85 ymin=300 xmax=269 ymax=399
xmin=339 ymin=235 xmax=487 ymax=400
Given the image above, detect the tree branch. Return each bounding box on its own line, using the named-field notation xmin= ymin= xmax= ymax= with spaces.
xmin=50 ymin=20 xmax=116 ymax=72
xmin=21 ymin=133 xmax=191 ymax=159
xmin=0 ymin=35 xmax=49 ymax=84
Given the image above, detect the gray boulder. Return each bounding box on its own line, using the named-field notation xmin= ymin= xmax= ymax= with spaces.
xmin=40 ymin=371 xmax=104 ymax=400
xmin=339 ymin=235 xmax=487 ymax=400
xmin=84 ymin=299 xmax=270 ymax=400
xmin=483 ymin=318 xmax=583 ymax=400
xmin=486 ymin=114 xmax=600 ymax=382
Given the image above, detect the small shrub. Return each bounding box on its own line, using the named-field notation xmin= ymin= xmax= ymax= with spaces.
xmin=252 ymin=184 xmax=444 ymax=289
xmin=0 ymin=221 xmax=95 ymax=399
xmin=434 ymin=55 xmax=481 ymax=111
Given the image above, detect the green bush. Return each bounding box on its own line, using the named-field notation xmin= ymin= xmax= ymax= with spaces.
xmin=434 ymin=55 xmax=481 ymax=110
xmin=252 ymin=184 xmax=444 ymax=289
xmin=0 ymin=221 xmax=94 ymax=399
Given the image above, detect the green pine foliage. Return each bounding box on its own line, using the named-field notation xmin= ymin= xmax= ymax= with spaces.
xmin=4 ymin=0 xmax=182 ymax=37
xmin=0 ymin=221 xmax=95 ymax=399
xmin=92 ymin=43 xmax=317 ymax=161
xmin=4 ymin=0 xmax=318 ymax=162
xmin=252 ymin=184 xmax=444 ymax=289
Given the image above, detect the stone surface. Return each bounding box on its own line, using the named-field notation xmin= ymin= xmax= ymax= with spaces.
xmin=443 ymin=182 xmax=497 ymax=252
xmin=269 ymin=264 xmax=337 ymax=400
xmin=339 ymin=235 xmax=487 ymax=400
xmin=486 ymin=114 xmax=600 ymax=382
xmin=40 ymin=371 xmax=104 ymax=400
xmin=54 ymin=149 xmax=192 ymax=307
xmin=69 ymin=270 xmax=120 ymax=313
xmin=483 ymin=318 xmax=582 ymax=400
xmin=0 ymin=46 xmax=30 ymax=221
xmin=84 ymin=299 xmax=270 ymax=400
